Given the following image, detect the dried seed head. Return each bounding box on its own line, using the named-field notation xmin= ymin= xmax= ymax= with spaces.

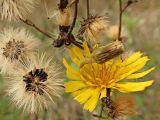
xmin=56 ymin=8 xmax=72 ymax=26
xmin=6 ymin=53 xmax=64 ymax=114
xmin=106 ymin=95 xmax=137 ymax=119
xmin=2 ymin=39 xmax=25 ymax=61
xmin=0 ymin=27 xmax=40 ymax=74
xmin=0 ymin=0 xmax=38 ymax=21
xmin=77 ymin=15 xmax=109 ymax=42
xmin=23 ymin=68 xmax=48 ymax=95
xmin=80 ymin=41 xmax=124 ymax=67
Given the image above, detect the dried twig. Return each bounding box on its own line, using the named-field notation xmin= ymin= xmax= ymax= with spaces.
xmin=118 ymin=0 xmax=138 ymax=41
xmin=20 ymin=18 xmax=54 ymax=39
xmin=86 ymin=0 xmax=90 ymax=18
xmin=68 ymin=0 xmax=79 ymax=35
xmin=118 ymin=0 xmax=123 ymax=41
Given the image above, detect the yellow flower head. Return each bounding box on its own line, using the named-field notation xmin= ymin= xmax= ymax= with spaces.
xmin=63 ymin=43 xmax=155 ymax=112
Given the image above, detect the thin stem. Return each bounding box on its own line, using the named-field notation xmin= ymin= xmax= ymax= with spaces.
xmin=105 ymin=88 xmax=111 ymax=108
xmin=70 ymin=35 xmax=83 ymax=49
xmin=92 ymin=114 xmax=107 ymax=119
xmin=68 ymin=0 xmax=79 ymax=35
xmin=106 ymin=88 xmax=111 ymax=98
xmin=122 ymin=0 xmax=138 ymax=13
xmin=86 ymin=0 xmax=90 ymax=18
xmin=118 ymin=0 xmax=122 ymax=41
xmin=118 ymin=0 xmax=137 ymax=41
xmin=99 ymin=103 xmax=104 ymax=118
xmin=67 ymin=0 xmax=83 ymax=49
xmin=20 ymin=18 xmax=54 ymax=39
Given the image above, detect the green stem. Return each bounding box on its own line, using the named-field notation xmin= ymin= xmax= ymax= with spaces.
xmin=99 ymin=103 xmax=104 ymax=117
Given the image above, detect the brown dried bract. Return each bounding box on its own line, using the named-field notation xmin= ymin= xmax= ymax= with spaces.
xmin=77 ymin=15 xmax=108 ymax=41
xmin=106 ymin=95 xmax=137 ymax=119
xmin=80 ymin=41 xmax=124 ymax=67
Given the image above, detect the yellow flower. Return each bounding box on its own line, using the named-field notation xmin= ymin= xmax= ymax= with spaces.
xmin=63 ymin=43 xmax=155 ymax=112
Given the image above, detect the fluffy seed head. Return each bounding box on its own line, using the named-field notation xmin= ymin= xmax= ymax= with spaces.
xmin=0 ymin=27 xmax=40 ymax=74
xmin=6 ymin=53 xmax=64 ymax=113
xmin=0 ymin=0 xmax=38 ymax=21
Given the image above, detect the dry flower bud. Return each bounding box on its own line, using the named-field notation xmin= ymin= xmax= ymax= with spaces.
xmin=105 ymin=95 xmax=137 ymax=119
xmin=77 ymin=15 xmax=109 ymax=42
xmin=80 ymin=41 xmax=124 ymax=67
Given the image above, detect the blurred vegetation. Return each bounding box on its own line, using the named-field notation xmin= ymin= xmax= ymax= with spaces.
xmin=0 ymin=0 xmax=160 ymax=120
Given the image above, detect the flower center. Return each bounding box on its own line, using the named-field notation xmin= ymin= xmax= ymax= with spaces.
xmin=2 ymin=39 xmax=25 ymax=61
xmin=80 ymin=63 xmax=114 ymax=87
xmin=23 ymin=68 xmax=48 ymax=95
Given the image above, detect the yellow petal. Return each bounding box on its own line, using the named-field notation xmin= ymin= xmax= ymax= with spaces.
xmin=65 ymin=81 xmax=87 ymax=92
xmin=100 ymin=88 xmax=106 ymax=99
xmin=115 ymin=58 xmax=123 ymax=65
xmin=121 ymin=51 xmax=142 ymax=66
xmin=72 ymin=46 xmax=84 ymax=60
xmin=83 ymin=42 xmax=91 ymax=57
xmin=72 ymin=88 xmax=88 ymax=97
xmin=114 ymin=80 xmax=154 ymax=93
xmin=117 ymin=56 xmax=149 ymax=81
xmin=83 ymin=88 xmax=101 ymax=112
xmin=69 ymin=49 xmax=81 ymax=66
xmin=63 ymin=59 xmax=80 ymax=80
xmin=126 ymin=67 xmax=155 ymax=79
xmin=74 ymin=87 xmax=95 ymax=104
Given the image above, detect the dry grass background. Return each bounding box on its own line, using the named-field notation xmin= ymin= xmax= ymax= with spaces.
xmin=0 ymin=0 xmax=160 ymax=120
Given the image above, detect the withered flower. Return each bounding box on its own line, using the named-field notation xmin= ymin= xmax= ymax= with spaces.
xmin=77 ymin=15 xmax=109 ymax=42
xmin=105 ymin=95 xmax=137 ymax=119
